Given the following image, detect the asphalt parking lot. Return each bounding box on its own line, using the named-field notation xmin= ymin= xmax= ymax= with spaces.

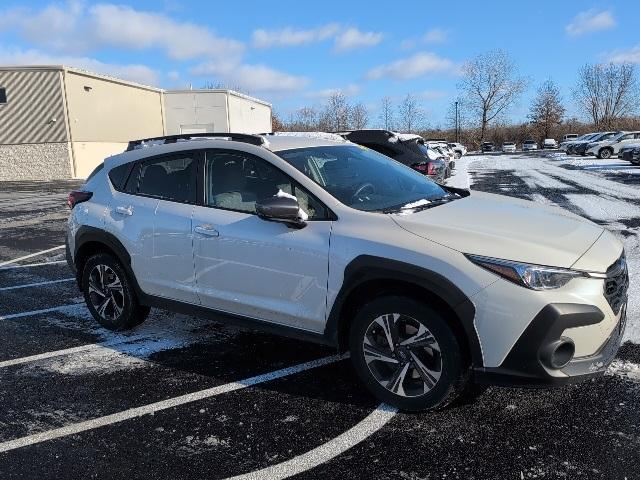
xmin=1 ymin=156 xmax=639 ymax=480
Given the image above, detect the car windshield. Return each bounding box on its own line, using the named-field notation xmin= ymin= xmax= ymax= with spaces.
xmin=524 ymin=141 xmax=535 ymax=144
xmin=277 ymin=145 xmax=449 ymax=212
xmin=594 ymin=132 xmax=617 ymax=141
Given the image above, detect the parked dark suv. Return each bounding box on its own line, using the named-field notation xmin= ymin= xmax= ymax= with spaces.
xmin=342 ymin=130 xmax=446 ymax=182
xmin=481 ymin=142 xmax=494 ymax=152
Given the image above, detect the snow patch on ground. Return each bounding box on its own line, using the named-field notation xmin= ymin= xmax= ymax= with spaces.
xmin=607 ymin=360 xmax=640 ymax=382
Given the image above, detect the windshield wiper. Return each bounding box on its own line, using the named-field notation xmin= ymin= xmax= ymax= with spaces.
xmin=381 ymin=194 xmax=459 ymax=214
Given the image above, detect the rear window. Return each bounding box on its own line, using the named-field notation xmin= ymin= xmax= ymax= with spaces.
xmin=126 ymin=153 xmax=197 ymax=204
xmin=108 ymin=163 xmax=132 ymax=191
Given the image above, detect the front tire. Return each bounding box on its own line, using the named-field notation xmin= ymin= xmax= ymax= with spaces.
xmin=82 ymin=253 xmax=150 ymax=331
xmin=349 ymin=296 xmax=469 ymax=411
xmin=598 ymin=148 xmax=612 ymax=159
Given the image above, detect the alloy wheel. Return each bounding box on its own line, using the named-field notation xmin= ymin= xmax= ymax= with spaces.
xmin=362 ymin=313 xmax=442 ymax=398
xmin=88 ymin=264 xmax=125 ymax=321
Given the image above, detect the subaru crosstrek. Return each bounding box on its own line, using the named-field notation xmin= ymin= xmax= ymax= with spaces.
xmin=66 ymin=132 xmax=629 ymax=411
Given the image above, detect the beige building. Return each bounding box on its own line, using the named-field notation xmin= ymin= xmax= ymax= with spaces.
xmin=0 ymin=66 xmax=272 ymax=180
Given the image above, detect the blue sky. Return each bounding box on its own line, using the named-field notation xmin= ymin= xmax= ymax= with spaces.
xmin=1 ymin=1 xmax=638 ymax=127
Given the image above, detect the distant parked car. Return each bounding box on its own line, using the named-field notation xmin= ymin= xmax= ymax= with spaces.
xmin=522 ymin=140 xmax=538 ymax=151
xmin=562 ymin=133 xmax=597 ymax=153
xmin=542 ymin=139 xmax=558 ymax=149
xmin=562 ymin=134 xmax=579 ymax=142
xmin=448 ymin=142 xmax=467 ymax=158
xmin=630 ymin=147 xmax=640 ymax=166
xmin=502 ymin=142 xmax=516 ymax=153
xmin=342 ymin=130 xmax=447 ymax=182
xmin=586 ymin=131 xmax=640 ymax=159
xmin=619 ymin=144 xmax=640 ymax=162
xmin=481 ymin=142 xmax=494 ymax=152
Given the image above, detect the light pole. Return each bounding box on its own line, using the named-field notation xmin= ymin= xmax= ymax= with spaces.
xmin=454 ymin=101 xmax=459 ymax=143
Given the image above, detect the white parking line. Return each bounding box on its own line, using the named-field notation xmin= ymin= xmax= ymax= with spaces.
xmin=0 ymin=333 xmax=152 ymax=368
xmin=0 ymin=354 xmax=347 ymax=453
xmin=226 ymin=403 xmax=397 ymax=480
xmin=0 ymin=245 xmax=65 ymax=268
xmin=0 ymin=278 xmax=74 ymax=292
xmin=0 ymin=303 xmax=85 ymax=321
xmin=0 ymin=260 xmax=66 ymax=271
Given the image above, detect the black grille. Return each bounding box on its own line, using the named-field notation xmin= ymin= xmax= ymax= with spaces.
xmin=604 ymin=253 xmax=629 ymax=315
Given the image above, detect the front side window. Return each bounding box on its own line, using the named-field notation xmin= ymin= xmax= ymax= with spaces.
xmin=125 ymin=153 xmax=197 ymax=203
xmin=205 ymin=151 xmax=327 ymax=220
xmin=277 ymin=145 xmax=448 ymax=212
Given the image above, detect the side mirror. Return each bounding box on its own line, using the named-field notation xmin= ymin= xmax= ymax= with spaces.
xmin=256 ymin=195 xmax=306 ymax=227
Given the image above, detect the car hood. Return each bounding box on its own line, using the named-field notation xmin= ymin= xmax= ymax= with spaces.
xmin=391 ymin=191 xmax=604 ymax=268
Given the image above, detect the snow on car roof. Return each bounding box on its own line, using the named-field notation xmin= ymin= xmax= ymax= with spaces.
xmin=265 ymin=132 xmax=350 ymax=151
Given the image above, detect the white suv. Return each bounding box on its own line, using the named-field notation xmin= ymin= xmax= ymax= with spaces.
xmin=586 ymin=131 xmax=640 ymax=159
xmin=66 ymin=133 xmax=628 ymax=411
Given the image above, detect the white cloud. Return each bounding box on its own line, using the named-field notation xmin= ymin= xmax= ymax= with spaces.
xmin=4 ymin=1 xmax=244 ymax=61
xmin=607 ymin=44 xmax=640 ymax=64
xmin=566 ymin=9 xmax=616 ymax=37
xmin=418 ymin=90 xmax=447 ymax=101
xmin=0 ymin=46 xmax=160 ymax=86
xmin=190 ymin=61 xmax=309 ymax=93
xmin=333 ymin=28 xmax=383 ymax=52
xmin=305 ymin=84 xmax=361 ymax=99
xmin=365 ymin=52 xmax=455 ymax=80
xmin=423 ymin=28 xmax=448 ymax=44
xmin=252 ymin=24 xmax=340 ymax=48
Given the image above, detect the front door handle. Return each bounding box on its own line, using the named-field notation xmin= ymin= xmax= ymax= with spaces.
xmin=194 ymin=224 xmax=220 ymax=237
xmin=115 ymin=205 xmax=133 ymax=216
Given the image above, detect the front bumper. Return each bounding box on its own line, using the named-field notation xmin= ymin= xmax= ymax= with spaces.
xmin=475 ymin=302 xmax=627 ymax=387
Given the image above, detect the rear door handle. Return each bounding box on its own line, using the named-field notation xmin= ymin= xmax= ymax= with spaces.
xmin=115 ymin=205 xmax=133 ymax=216
xmin=194 ymin=224 xmax=220 ymax=237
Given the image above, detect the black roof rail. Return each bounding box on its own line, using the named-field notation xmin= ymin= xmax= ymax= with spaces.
xmin=126 ymin=132 xmax=265 ymax=151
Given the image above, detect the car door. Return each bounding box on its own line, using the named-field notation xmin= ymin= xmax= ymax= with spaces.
xmin=112 ymin=151 xmax=200 ymax=304
xmin=191 ymin=149 xmax=332 ymax=333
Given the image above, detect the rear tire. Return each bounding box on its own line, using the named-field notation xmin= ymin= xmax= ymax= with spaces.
xmin=349 ymin=296 xmax=469 ymax=412
xmin=81 ymin=253 xmax=150 ymax=331
xmin=598 ymin=148 xmax=612 ymax=159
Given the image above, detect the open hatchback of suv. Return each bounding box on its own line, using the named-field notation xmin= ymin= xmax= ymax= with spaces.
xmin=67 ymin=132 xmax=628 ymax=411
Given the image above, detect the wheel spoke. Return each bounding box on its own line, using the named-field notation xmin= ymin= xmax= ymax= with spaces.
xmin=97 ymin=264 xmax=106 ymax=290
xmin=374 ymin=313 xmax=400 ymax=351
xmin=363 ymin=338 xmax=399 ymax=365
xmin=401 ymin=324 xmax=439 ymax=350
xmin=385 ymin=362 xmax=410 ymax=396
xmin=96 ymin=296 xmax=111 ymax=318
xmin=88 ymin=279 xmax=106 ymax=297
xmin=111 ymin=294 xmax=123 ymax=318
xmin=409 ymin=351 xmax=441 ymax=391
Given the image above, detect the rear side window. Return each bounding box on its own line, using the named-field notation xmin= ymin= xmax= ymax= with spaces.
xmin=108 ymin=163 xmax=132 ymax=191
xmin=125 ymin=153 xmax=198 ymax=204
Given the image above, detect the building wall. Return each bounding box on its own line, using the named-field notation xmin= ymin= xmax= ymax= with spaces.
xmin=227 ymin=94 xmax=272 ymax=134
xmin=163 ymin=91 xmax=230 ymax=134
xmin=0 ymin=69 xmax=73 ymax=179
xmin=0 ymin=143 xmax=73 ymax=180
xmin=64 ymin=70 xmax=164 ymax=177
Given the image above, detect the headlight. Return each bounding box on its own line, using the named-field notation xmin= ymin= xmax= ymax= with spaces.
xmin=466 ymin=254 xmax=588 ymax=290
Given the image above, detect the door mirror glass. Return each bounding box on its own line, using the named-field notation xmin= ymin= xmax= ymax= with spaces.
xmin=256 ymin=195 xmax=305 ymax=227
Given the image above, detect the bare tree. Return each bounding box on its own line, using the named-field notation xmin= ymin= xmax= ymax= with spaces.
xmin=379 ymin=96 xmax=394 ymax=130
xmin=293 ymin=106 xmax=319 ymax=131
xmin=458 ymin=50 xmax=527 ymax=143
xmin=573 ymin=62 xmax=639 ymax=128
xmin=319 ymin=92 xmax=350 ymax=131
xmin=271 ymin=110 xmax=286 ymax=132
xmin=397 ymin=94 xmax=423 ymax=133
xmin=529 ymin=79 xmax=565 ymax=140
xmin=350 ymin=102 xmax=369 ymax=130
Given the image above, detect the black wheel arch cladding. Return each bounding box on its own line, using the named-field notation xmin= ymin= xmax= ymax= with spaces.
xmin=325 ymin=255 xmax=481 ymax=365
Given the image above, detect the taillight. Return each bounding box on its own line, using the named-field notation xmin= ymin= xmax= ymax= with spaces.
xmin=67 ymin=191 xmax=93 ymax=209
xmin=413 ymin=163 xmax=428 ymax=173
xmin=427 ymin=162 xmax=437 ymax=176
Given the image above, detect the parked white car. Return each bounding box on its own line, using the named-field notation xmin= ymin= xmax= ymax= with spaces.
xmin=586 ymin=131 xmax=640 ymax=159
xmin=543 ymin=139 xmax=558 ymax=149
xmin=67 ymin=132 xmax=628 ymax=412
xmin=559 ymin=133 xmax=597 ymax=152
xmin=448 ymin=142 xmax=467 ymax=158
xmin=522 ymin=140 xmax=538 ymax=151
xmin=502 ymin=142 xmax=516 ymax=153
